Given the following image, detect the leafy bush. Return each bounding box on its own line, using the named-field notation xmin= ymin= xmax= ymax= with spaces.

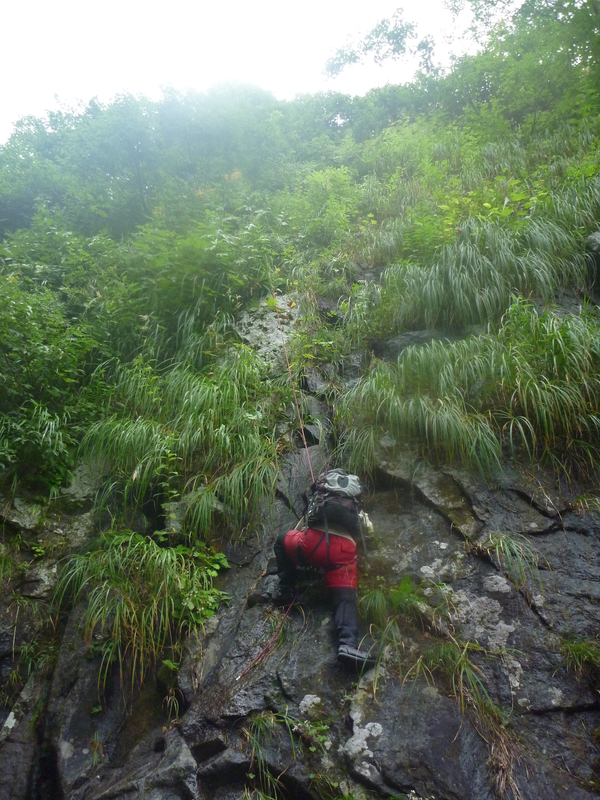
xmin=55 ymin=531 xmax=229 ymax=689
xmin=0 ymin=272 xmax=98 ymax=488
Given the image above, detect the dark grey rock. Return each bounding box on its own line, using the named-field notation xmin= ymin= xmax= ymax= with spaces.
xmin=303 ymin=368 xmax=330 ymax=397
xmin=375 ymin=447 xmax=484 ymax=541
xmin=178 ymin=495 xmax=302 ymax=703
xmin=196 ymin=749 xmax=250 ymax=781
xmin=61 ymin=459 xmax=108 ymax=508
xmin=0 ymin=498 xmax=42 ymax=532
xmin=163 ymin=499 xmax=193 ymax=536
xmin=276 ymin=445 xmax=329 ymax=520
xmin=186 ymin=723 xmax=227 ymax=764
xmin=72 ymin=728 xmax=199 ymax=800
xmin=523 ymin=511 xmax=600 ymax=639
xmin=20 ymin=433 xmax=600 ymax=800
xmin=0 ymin=623 xmax=12 ymax=665
xmin=198 ymin=786 xmax=247 ymax=800
xmin=586 ymin=231 xmax=600 ymax=291
xmin=234 ymin=293 xmax=300 ymax=371
xmin=0 ymin=673 xmax=48 ymax=800
xmin=378 ymin=327 xmax=483 ymax=363
xmin=44 ymin=608 xmax=129 ymax=797
xmin=0 ymin=740 xmax=35 ymax=800
xmin=515 ymin=710 xmax=600 ymax=799
xmin=19 ymin=560 xmax=59 ymax=599
xmin=344 ymin=679 xmax=494 ymax=799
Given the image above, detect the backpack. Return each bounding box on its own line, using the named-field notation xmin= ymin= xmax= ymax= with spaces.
xmin=305 ymin=469 xmax=367 ymax=552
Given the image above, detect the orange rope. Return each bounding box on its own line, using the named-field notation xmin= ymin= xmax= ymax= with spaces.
xmin=272 ymin=291 xmax=315 ymax=484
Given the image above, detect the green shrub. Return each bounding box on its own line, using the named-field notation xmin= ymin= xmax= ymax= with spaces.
xmin=340 ymin=299 xmax=600 ymax=476
xmin=82 ymin=346 xmax=283 ymax=537
xmin=55 ymin=530 xmax=229 ymax=690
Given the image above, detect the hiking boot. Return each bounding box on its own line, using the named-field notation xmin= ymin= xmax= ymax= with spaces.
xmin=337 ymin=644 xmax=378 ymax=669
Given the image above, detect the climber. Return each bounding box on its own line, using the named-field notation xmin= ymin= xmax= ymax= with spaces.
xmin=274 ymin=469 xmax=377 ymax=669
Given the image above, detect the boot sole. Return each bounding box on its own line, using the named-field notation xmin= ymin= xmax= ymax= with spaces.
xmin=337 ymin=651 xmax=377 ymax=669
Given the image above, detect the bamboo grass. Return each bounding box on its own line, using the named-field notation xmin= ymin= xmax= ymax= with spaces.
xmin=81 ymin=345 xmax=282 ymax=537
xmin=55 ymin=531 xmax=229 ymax=690
xmin=340 ymin=299 xmax=600 ymax=475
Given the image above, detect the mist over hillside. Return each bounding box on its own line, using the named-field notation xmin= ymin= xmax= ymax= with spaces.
xmin=1 ymin=2 xmax=600 ymax=798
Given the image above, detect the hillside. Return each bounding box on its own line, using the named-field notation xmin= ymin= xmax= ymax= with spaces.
xmin=1 ymin=2 xmax=600 ymax=797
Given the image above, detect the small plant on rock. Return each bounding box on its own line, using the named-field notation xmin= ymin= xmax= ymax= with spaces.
xmin=55 ymin=530 xmax=229 ymax=692
xmin=474 ymin=532 xmax=544 ymax=600
xmin=560 ymin=638 xmax=600 ymax=674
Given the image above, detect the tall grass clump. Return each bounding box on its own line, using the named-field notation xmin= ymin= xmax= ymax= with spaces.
xmin=361 ymin=576 xmax=427 ymax=630
xmin=360 ymin=576 xmax=433 ymax=663
xmin=560 ymin=639 xmax=600 ymax=674
xmin=55 ymin=530 xmax=229 ymax=690
xmin=422 ymin=640 xmax=497 ymax=718
xmin=377 ymin=213 xmax=586 ymax=332
xmin=474 ymin=532 xmax=543 ymax=599
xmin=339 ymin=299 xmax=600 ymax=476
xmin=82 ymin=345 xmax=284 ymax=537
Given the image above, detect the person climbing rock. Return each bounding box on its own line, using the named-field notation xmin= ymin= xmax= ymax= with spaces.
xmin=274 ymin=469 xmax=376 ymax=669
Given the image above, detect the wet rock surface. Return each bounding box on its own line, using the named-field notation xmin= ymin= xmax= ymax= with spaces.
xmin=3 ymin=388 xmax=600 ymax=798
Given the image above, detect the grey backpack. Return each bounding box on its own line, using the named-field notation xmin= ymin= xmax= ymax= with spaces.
xmin=306 ymin=469 xmax=367 ymax=551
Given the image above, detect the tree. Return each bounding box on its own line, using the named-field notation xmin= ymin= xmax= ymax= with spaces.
xmin=325 ymin=9 xmax=417 ymax=77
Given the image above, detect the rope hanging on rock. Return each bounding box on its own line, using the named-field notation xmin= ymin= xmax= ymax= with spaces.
xmin=272 ymin=291 xmax=315 ymax=484
xmin=235 ymin=595 xmax=296 ymax=681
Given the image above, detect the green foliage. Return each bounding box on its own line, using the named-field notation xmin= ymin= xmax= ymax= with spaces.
xmin=325 ymin=10 xmax=416 ymax=76
xmin=18 ymin=639 xmax=58 ymax=681
xmin=368 ymin=600 xmax=509 ymax=754
xmin=82 ymin=346 xmax=282 ymax=538
xmin=560 ymin=639 xmax=600 ymax=673
xmin=54 ymin=530 xmax=229 ymax=690
xmin=475 ymin=532 xmax=543 ymax=597
xmin=89 ymin=732 xmax=104 ymax=767
xmin=0 ymin=553 xmax=13 ymax=587
xmin=1 ymin=19 xmax=599 ymax=722
xmin=340 ymin=300 xmax=600 ymax=477
xmin=163 ymin=687 xmax=184 ymax=722
xmin=362 ymin=209 xmax=589 ymax=333
xmin=409 ymin=639 xmax=500 ymax=721
xmin=245 ymin=712 xmax=289 ymax=800
xmin=0 ymin=267 xmax=99 ymax=487
xmin=244 ymin=710 xmax=333 ymax=800
xmin=361 ymin=576 xmax=427 ymax=629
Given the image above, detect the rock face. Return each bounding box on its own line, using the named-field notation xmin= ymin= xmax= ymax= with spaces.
xmin=4 ymin=448 xmax=598 ymax=799
xmin=3 ymin=373 xmax=600 ymax=798
xmin=234 ymin=293 xmax=301 ymax=370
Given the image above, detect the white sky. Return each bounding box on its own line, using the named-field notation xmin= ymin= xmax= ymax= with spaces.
xmin=1 ymin=0 xmax=474 ymax=143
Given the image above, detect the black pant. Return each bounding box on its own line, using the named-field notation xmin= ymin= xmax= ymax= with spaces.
xmin=274 ymin=529 xmax=297 ymax=583
xmin=331 ymin=586 xmax=359 ymax=649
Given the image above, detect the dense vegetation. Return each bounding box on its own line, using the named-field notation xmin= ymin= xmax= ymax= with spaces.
xmin=1 ymin=0 xmax=599 ymax=692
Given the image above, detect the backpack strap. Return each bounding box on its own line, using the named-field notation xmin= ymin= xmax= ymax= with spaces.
xmin=323 ymin=501 xmax=331 ymax=566
xmin=355 ymin=498 xmax=368 ymax=555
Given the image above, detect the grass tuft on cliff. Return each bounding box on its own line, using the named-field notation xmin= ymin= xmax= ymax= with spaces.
xmin=55 ymin=531 xmax=229 ymax=691
xmin=82 ymin=345 xmax=284 ymax=538
xmin=339 ymin=298 xmax=600 ymax=477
